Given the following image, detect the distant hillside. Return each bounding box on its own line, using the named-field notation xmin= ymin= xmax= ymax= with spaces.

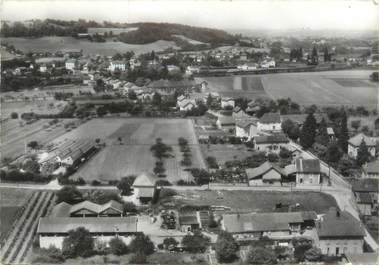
xmin=118 ymin=23 xmax=237 ymax=47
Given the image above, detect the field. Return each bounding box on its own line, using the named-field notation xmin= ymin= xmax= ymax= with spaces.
xmin=0 ymin=188 xmax=34 ymax=241
xmin=0 ymin=118 xmax=80 ymax=160
xmin=196 ymin=75 xmax=268 ymax=99
xmin=2 ymin=37 xmax=179 ymax=56
xmin=1 ymin=100 xmax=67 ymax=117
xmin=201 ymin=144 xmax=253 ymax=165
xmin=0 ymin=46 xmax=17 ymax=61
xmin=63 ymin=118 xmax=206 ymax=183
xmin=165 ymin=190 xmax=338 ymax=214
xmin=196 ymin=70 xmax=378 ymax=108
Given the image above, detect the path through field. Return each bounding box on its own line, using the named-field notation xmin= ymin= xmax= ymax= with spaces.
xmin=1 ymin=191 xmax=55 ymax=264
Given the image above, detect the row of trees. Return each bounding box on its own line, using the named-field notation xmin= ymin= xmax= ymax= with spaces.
xmin=151 ymin=138 xmax=172 ymax=178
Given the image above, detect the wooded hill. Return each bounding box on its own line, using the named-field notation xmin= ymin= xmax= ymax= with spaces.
xmin=118 ymin=22 xmax=237 ymax=46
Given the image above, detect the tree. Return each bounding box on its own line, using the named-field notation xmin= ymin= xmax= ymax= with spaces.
xmin=316 ymin=118 xmax=329 ymax=146
xmin=190 ymin=168 xmax=211 ymax=185
xmin=150 ymin=138 xmax=172 ymax=159
xmin=27 ymin=140 xmax=39 ymax=149
xmin=338 ymin=111 xmax=349 ymax=153
xmin=56 ymin=186 xmax=83 ymax=204
xmin=181 ymin=230 xmax=210 ymax=253
xmin=22 ymin=159 xmax=40 ymax=173
xmin=279 ymin=147 xmax=292 ymax=160
xmin=162 ymin=237 xmax=179 ymax=250
xmin=129 ymin=233 xmax=155 ymax=255
xmin=267 ymin=153 xmax=279 ymax=162
xmin=128 ymin=89 xmax=137 ymax=100
xmin=300 ymin=113 xmax=317 ymax=149
xmin=86 ymin=190 xmax=122 ymax=204
xmin=311 ymin=46 xmax=318 ymax=65
xmin=117 ymin=175 xmax=136 ymax=195
xmin=281 ymin=119 xmax=300 ymax=141
xmin=292 ymin=237 xmax=312 ymax=262
xmin=356 ymin=139 xmax=370 ymax=166
xmin=206 ymin=93 xmax=213 ymax=108
xmin=10 ymin=112 xmax=18 ymax=119
xmin=152 ymin=92 xmax=162 ymax=106
xmin=62 ymin=227 xmax=94 ymax=258
xmin=351 ymin=120 xmax=361 ymax=132
xmin=215 ymin=231 xmax=239 ymax=263
xmin=325 ymin=142 xmax=342 ymax=164
xmin=304 ymin=247 xmax=322 ymax=261
xmin=109 ymin=237 xmax=128 ymax=255
xmin=247 ymin=246 xmax=277 ymax=264
xmin=370 ymin=72 xmax=379 ymax=82
xmin=323 ymin=46 xmax=330 ymax=62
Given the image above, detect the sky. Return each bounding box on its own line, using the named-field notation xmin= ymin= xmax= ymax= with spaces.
xmin=1 ymin=0 xmax=378 ymax=31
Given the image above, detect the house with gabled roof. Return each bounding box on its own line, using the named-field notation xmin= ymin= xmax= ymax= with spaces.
xmin=221 ymin=97 xmax=235 ymax=109
xmin=316 ymin=208 xmax=365 ymax=256
xmin=235 ymin=118 xmax=257 ymax=139
xmin=246 ymin=161 xmax=286 ymax=186
xmin=253 ymin=133 xmax=289 ymax=154
xmin=216 ymin=116 xmax=235 ymax=131
xmin=257 ymin=112 xmax=281 ymax=132
xmin=348 ymin=133 xmax=376 ymax=159
xmin=50 ymin=200 xmax=124 ymax=217
xmin=232 ymin=106 xmax=248 ymax=119
xmin=178 ymin=98 xmax=196 ymax=111
xmin=362 ymin=160 xmax=379 ymax=179
xmin=37 ymin=216 xmax=139 ymax=249
xmin=222 ymin=211 xmax=316 ymax=242
xmin=132 ymin=172 xmax=158 ymax=203
xmin=295 ymin=158 xmax=321 ymax=185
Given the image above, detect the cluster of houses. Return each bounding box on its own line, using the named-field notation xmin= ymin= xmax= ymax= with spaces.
xmin=246 ymin=158 xmax=322 ymax=187
xmin=221 ymin=207 xmax=366 ymax=256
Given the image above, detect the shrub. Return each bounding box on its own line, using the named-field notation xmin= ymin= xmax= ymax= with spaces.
xmin=10 ymin=112 xmax=18 ymax=119
xmin=129 ymin=234 xmax=155 ymax=255
xmin=109 ymin=237 xmax=128 ymax=255
xmin=129 ymin=252 xmax=147 ymax=264
xmin=160 ymin=188 xmax=177 ymax=198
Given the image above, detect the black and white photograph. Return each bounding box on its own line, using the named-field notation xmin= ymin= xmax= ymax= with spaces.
xmin=0 ymin=0 xmax=378 ymax=264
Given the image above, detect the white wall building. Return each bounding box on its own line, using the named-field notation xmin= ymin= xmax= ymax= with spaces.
xmin=257 ymin=113 xmax=281 ymax=132
xmin=108 ymin=61 xmax=127 ymax=72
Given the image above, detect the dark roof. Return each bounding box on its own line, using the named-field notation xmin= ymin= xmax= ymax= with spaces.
xmin=218 ymin=116 xmax=235 ymax=125
xmin=258 ymin=113 xmax=281 ymax=124
xmin=223 ymin=212 xmax=305 ymax=233
xmin=364 ymin=160 xmax=379 ymax=174
xmin=356 ymin=192 xmax=373 ymax=204
xmin=352 ymin=179 xmax=379 ymax=193
xmin=295 ymin=159 xmax=320 ymax=173
xmin=37 ymin=217 xmax=138 ymax=234
xmin=233 ymin=106 xmax=242 ymax=113
xmin=254 ymin=134 xmax=288 ymax=144
xmin=246 ymin=162 xmax=285 ymax=180
xmin=301 ymin=211 xmax=317 ymax=221
xmin=50 ymin=200 xmax=123 ymax=217
xmin=179 ymin=215 xmax=199 ymax=225
xmin=316 ymin=208 xmax=365 ymax=239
